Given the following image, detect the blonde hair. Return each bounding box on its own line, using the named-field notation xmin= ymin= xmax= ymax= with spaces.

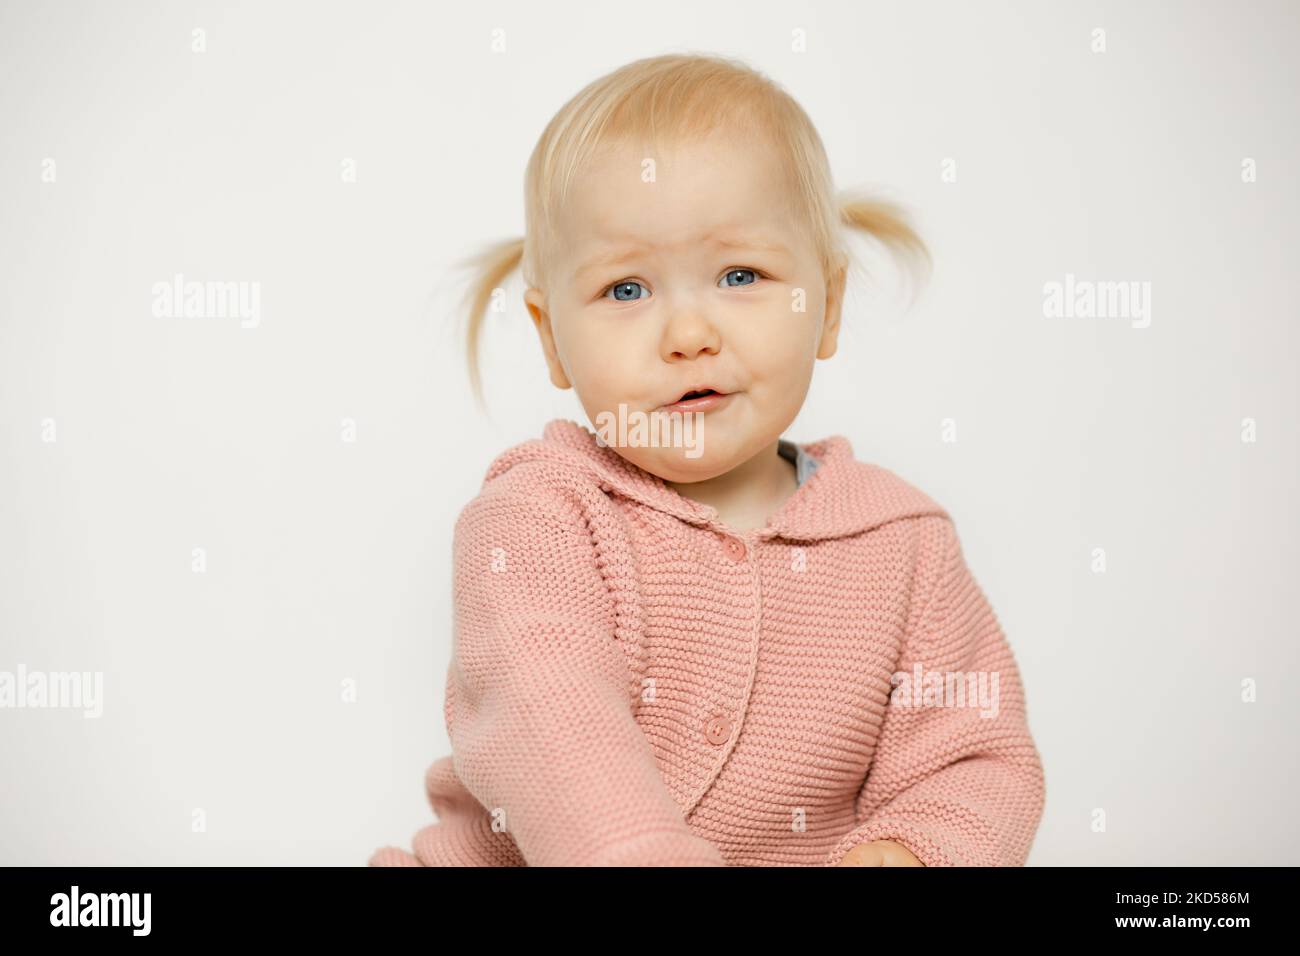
xmin=458 ymin=52 xmax=931 ymax=408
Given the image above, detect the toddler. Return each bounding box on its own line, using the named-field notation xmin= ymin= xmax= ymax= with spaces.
xmin=369 ymin=52 xmax=1045 ymax=867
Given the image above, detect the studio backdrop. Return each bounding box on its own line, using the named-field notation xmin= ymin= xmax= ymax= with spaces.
xmin=0 ymin=0 xmax=1296 ymax=865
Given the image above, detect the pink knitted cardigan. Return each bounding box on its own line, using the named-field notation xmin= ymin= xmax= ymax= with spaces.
xmin=369 ymin=418 xmax=1045 ymax=867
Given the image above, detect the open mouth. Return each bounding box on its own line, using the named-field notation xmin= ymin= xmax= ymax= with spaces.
xmin=658 ymin=386 xmax=734 ymax=413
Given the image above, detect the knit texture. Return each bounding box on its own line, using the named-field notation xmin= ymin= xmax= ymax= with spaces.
xmin=369 ymin=418 xmax=1045 ymax=867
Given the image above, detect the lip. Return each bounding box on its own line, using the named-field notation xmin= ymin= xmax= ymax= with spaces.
xmin=656 ymin=391 xmax=735 ymax=414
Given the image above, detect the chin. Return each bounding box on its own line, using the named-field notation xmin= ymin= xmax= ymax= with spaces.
xmin=635 ymin=445 xmax=733 ymax=483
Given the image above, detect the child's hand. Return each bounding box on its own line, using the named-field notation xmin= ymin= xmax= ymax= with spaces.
xmin=835 ymin=839 xmax=924 ymax=867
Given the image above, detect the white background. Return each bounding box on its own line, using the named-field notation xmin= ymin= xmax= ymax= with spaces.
xmin=1 ymin=0 xmax=1296 ymax=865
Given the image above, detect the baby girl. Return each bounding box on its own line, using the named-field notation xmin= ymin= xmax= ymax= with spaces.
xmin=369 ymin=52 xmax=1045 ymax=867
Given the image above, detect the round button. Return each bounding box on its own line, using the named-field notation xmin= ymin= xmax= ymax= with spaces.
xmin=722 ymin=536 xmax=746 ymax=561
xmin=704 ymin=715 xmax=732 ymax=745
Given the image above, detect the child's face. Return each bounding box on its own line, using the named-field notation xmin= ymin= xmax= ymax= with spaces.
xmin=525 ymin=129 xmax=844 ymax=482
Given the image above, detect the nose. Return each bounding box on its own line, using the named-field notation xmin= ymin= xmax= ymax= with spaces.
xmin=659 ymin=296 xmax=721 ymax=361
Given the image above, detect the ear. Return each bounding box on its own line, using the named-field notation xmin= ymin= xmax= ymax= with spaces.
xmin=524 ymin=287 xmax=572 ymax=389
xmin=817 ymin=262 xmax=847 ymax=360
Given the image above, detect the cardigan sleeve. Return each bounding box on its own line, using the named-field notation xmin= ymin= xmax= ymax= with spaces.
xmin=444 ymin=485 xmax=726 ymax=867
xmin=825 ymin=516 xmax=1046 ymax=867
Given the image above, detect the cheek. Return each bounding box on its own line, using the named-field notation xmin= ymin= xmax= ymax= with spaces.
xmin=557 ymin=323 xmax=638 ymax=399
xmin=742 ymin=304 xmax=821 ymax=371
xmin=734 ymin=321 xmax=818 ymax=415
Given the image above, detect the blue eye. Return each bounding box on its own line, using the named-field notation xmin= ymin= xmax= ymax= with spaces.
xmin=720 ymin=268 xmax=759 ymax=288
xmin=604 ymin=280 xmax=649 ymax=301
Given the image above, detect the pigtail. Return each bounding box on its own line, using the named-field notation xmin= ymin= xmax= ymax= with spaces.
xmin=837 ymin=191 xmax=932 ymax=308
xmin=457 ymin=236 xmax=526 ymax=409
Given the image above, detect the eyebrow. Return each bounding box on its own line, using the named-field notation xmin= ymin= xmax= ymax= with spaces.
xmin=572 ymin=233 xmax=792 ymax=284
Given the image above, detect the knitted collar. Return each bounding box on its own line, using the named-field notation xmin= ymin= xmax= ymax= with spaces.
xmin=483 ymin=418 xmax=948 ymax=543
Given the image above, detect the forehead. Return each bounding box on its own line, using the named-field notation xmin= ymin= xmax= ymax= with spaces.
xmin=555 ymin=134 xmax=795 ymax=256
